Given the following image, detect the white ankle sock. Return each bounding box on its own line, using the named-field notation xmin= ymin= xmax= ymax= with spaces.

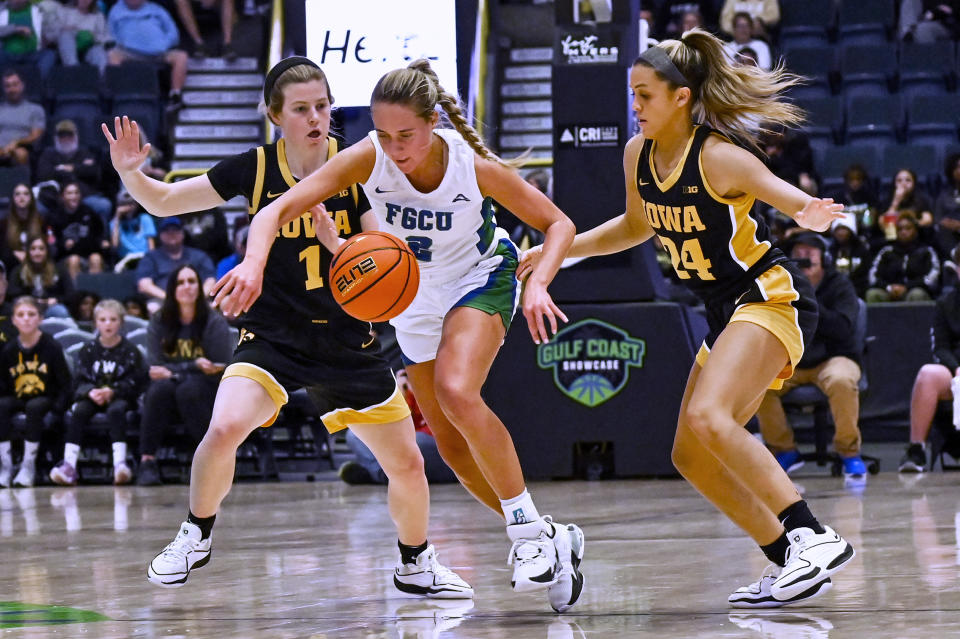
xmin=112 ymin=442 xmax=127 ymax=467
xmin=64 ymin=443 xmax=80 ymax=469
xmin=500 ymin=489 xmax=540 ymax=525
xmin=0 ymin=441 xmax=11 ymax=468
xmin=22 ymin=441 xmax=39 ymax=467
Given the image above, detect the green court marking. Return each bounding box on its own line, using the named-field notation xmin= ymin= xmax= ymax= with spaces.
xmin=0 ymin=602 xmax=110 ymax=629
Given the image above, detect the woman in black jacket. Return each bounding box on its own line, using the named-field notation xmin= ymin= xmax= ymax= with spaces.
xmin=865 ymin=212 xmax=941 ymax=302
xmin=137 ymin=264 xmax=232 ymax=485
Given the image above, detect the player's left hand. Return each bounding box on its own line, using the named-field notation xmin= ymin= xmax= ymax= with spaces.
xmin=795 ymin=198 xmax=845 ymax=232
xmin=309 ymin=203 xmax=342 ymax=253
xmin=516 ymin=245 xmax=542 ymax=282
xmin=521 ymin=279 xmax=567 ymax=345
xmin=212 ymin=258 xmax=264 ymax=317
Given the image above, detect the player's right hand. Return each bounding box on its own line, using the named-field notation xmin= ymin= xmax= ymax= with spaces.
xmin=516 ymin=245 xmax=543 ymax=281
xmin=101 ymin=115 xmax=151 ymax=174
xmin=310 ymin=203 xmax=342 ymax=253
xmin=212 ymin=258 xmax=264 ymax=317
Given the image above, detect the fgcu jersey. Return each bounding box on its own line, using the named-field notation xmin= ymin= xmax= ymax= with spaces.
xmin=363 ymin=128 xmax=510 ymax=279
xmin=637 ymin=125 xmax=783 ymax=303
xmin=207 ymin=136 xmax=368 ymax=325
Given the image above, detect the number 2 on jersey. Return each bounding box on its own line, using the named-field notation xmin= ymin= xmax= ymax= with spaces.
xmin=298 ymin=245 xmax=324 ymax=290
xmin=659 ymin=236 xmax=715 ymax=280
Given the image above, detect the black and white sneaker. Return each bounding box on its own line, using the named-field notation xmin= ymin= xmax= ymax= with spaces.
xmin=899 ymin=443 xmax=926 ymax=473
xmin=729 ymin=563 xmax=832 ymax=608
xmin=394 ymin=544 xmax=473 ymax=599
xmin=771 ymin=526 xmax=854 ymax=601
xmin=546 ymin=520 xmax=585 ymax=612
xmin=147 ymin=521 xmax=212 ymax=587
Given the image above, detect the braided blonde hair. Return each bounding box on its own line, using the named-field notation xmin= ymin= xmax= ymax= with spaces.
xmin=639 ymin=28 xmax=805 ymax=151
xmin=372 ymin=59 xmax=522 ymax=168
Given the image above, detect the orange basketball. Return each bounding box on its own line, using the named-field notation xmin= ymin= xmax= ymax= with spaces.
xmin=329 ymin=231 xmax=420 ymax=322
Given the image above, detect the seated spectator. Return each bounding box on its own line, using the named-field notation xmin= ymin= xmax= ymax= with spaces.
xmin=734 ymin=45 xmax=760 ymax=67
xmin=0 ymin=296 xmax=72 ymax=487
xmin=50 ymin=181 xmax=109 ymax=281
xmin=761 ymin=127 xmax=818 ymax=196
xmin=182 ymin=207 xmax=231 ymax=263
xmin=933 ymin=153 xmax=960 ymax=257
xmin=0 ymin=0 xmax=56 ymax=80
xmin=866 ymin=212 xmax=940 ymax=302
xmin=828 ymin=217 xmax=872 ymax=297
xmin=172 ymin=0 xmax=236 ymax=60
xmin=49 ymin=299 xmax=146 ymax=486
xmin=720 ymin=0 xmax=779 ymax=39
xmin=112 ymin=189 xmax=157 ymax=262
xmin=67 ymin=289 xmax=99 ymax=331
xmin=826 ymin=164 xmax=879 ymax=234
xmin=106 ymin=0 xmax=188 ymax=110
xmin=657 ymin=1 xmax=717 ymax=40
xmin=0 ymin=183 xmax=47 ymax=269
xmin=216 ymin=225 xmax=247 ymax=279
xmin=36 ymin=119 xmax=113 ymax=223
xmin=123 ymin=295 xmax=148 ymax=319
xmin=899 ymin=0 xmax=959 ymax=42
xmin=48 ymin=0 xmax=108 ymax=73
xmin=640 ymin=7 xmax=659 ymax=42
xmin=136 ymin=264 xmax=232 ymax=485
xmin=9 ymin=236 xmax=73 ymax=317
xmin=0 ymin=263 xmax=14 ymax=345
xmin=755 ymin=234 xmax=868 ymax=480
xmin=135 ymin=216 xmax=215 ymax=314
xmin=879 ymin=168 xmax=934 ymax=242
xmin=723 ymin=12 xmax=772 ymax=69
xmin=0 ymin=69 xmax=45 ymax=167
xmin=900 ymin=252 xmax=960 ymax=473
xmin=681 ymin=9 xmax=705 ymax=32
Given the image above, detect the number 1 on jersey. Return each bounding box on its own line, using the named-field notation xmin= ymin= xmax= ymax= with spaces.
xmin=298 ymin=245 xmax=324 ymax=290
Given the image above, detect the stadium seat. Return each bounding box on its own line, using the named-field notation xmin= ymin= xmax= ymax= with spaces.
xmin=40 ymin=316 xmax=78 ymax=335
xmin=0 ymin=166 xmax=31 ymax=206
xmin=818 ymin=145 xmax=880 ymax=190
xmin=47 ymin=65 xmax=101 ymax=108
xmin=122 ymin=315 xmax=149 ymax=335
xmin=784 ymin=47 xmax=836 ymax=98
xmin=839 ymin=44 xmax=896 ymax=99
xmin=845 ymin=95 xmax=902 ymax=150
xmin=111 ymin=100 xmax=160 ymax=147
xmin=836 ymin=0 xmax=894 ymax=45
xmin=54 ymin=328 xmax=95 ymax=349
xmin=899 ymin=42 xmax=954 ymax=99
xmin=50 ymin=102 xmax=109 ymax=152
xmin=75 ymin=271 xmax=139 ymax=301
xmin=880 ymin=144 xmax=940 ymax=191
xmin=795 ymin=96 xmax=844 ymax=146
xmin=906 ymin=95 xmax=960 ymax=163
xmin=105 ymin=62 xmax=161 ymax=103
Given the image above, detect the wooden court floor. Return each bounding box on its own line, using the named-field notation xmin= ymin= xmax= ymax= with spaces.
xmin=2 ymin=473 xmax=960 ymax=637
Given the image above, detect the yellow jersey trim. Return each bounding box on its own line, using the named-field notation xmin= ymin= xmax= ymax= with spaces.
xmin=250 ymin=146 xmax=265 ymax=215
xmin=222 ymin=362 xmax=289 ymax=428
xmin=319 ymin=381 xmax=411 ymax=433
xmin=649 ymin=125 xmax=700 ymax=192
xmin=277 ymin=138 xmax=296 ymax=187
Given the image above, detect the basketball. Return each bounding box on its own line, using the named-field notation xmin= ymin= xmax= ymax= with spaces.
xmin=329 ymin=231 xmax=420 ymax=322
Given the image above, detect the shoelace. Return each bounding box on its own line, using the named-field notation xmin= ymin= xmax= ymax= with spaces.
xmin=507 ymin=533 xmax=548 ymax=566
xmin=750 ymin=563 xmax=781 ymax=589
xmin=160 ymin=533 xmax=199 ymax=562
xmin=422 ymin=549 xmax=460 ymax=583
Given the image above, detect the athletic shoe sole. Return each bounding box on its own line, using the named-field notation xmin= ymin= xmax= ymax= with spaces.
xmin=729 ymin=577 xmax=832 ymax=609
xmin=147 ymin=551 xmax=211 ymax=588
xmin=393 ymin=575 xmax=474 ymax=599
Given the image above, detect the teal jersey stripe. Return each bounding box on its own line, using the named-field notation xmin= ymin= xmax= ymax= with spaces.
xmin=456 ymin=239 xmax=519 ymax=329
xmin=474 ymin=197 xmax=497 ymax=255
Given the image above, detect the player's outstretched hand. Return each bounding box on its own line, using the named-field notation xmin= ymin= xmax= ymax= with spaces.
xmin=522 ymin=279 xmax=567 ymax=345
xmin=212 ymin=259 xmax=264 ymax=317
xmin=310 ymin=203 xmax=342 ymax=253
xmin=516 ymin=245 xmax=542 ymax=282
xmin=794 ymin=198 xmax=845 ymax=233
xmin=101 ymin=116 xmax=151 ymax=175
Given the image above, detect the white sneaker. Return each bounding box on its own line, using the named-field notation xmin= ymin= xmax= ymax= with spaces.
xmin=0 ymin=462 xmax=11 ymax=488
xmin=729 ymin=563 xmax=832 ymax=608
xmin=393 ymin=544 xmax=474 ymax=599
xmin=12 ymin=464 xmax=35 ymax=488
xmin=771 ymin=526 xmax=854 ymax=601
xmin=113 ymin=462 xmax=133 ymax=486
xmin=546 ymin=520 xmax=585 ymax=612
xmin=507 ymin=516 xmax=562 ymax=592
xmin=147 ymin=521 xmax=212 ymax=588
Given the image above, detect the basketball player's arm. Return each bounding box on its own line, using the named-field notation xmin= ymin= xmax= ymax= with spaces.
xmin=102 ymin=116 xmax=226 ymax=215
xmin=701 ymin=139 xmax=844 ymax=232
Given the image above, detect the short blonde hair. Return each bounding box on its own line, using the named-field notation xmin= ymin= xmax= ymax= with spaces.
xmin=94 ymin=299 xmax=125 ymax=320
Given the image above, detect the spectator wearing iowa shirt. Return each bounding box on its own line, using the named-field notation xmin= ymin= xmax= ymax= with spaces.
xmin=0 ymin=296 xmax=72 ymax=487
xmin=50 ymin=299 xmax=147 ymax=487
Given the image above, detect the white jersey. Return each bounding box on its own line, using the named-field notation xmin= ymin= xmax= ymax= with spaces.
xmin=362 ymin=128 xmax=511 ymax=281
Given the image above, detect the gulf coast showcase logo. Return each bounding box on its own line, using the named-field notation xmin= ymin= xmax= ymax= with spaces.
xmin=536 ymin=319 xmax=645 ymax=407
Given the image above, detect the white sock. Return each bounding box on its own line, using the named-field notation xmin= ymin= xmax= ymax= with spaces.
xmin=112 ymin=442 xmax=127 ymax=467
xmin=500 ymin=489 xmax=540 ymax=525
xmin=0 ymin=441 xmax=11 ymax=468
xmin=64 ymin=443 xmax=80 ymax=469
xmin=22 ymin=441 xmax=39 ymax=468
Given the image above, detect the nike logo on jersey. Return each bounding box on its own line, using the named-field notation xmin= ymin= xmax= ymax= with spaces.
xmin=452 ymin=193 xmax=470 ymax=202
xmin=374 ymin=186 xmax=394 ymax=193
xmin=266 ymin=191 xmax=284 ymax=199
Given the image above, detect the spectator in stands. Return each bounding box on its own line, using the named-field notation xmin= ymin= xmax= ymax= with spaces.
xmin=135 ymin=216 xmax=216 ymax=314
xmin=640 ymin=7 xmax=659 ymax=42
xmin=829 ymin=217 xmax=872 ymax=297
xmin=48 ymin=0 xmax=108 ymax=74
xmin=933 ymin=153 xmax=960 ymax=257
xmin=49 ymin=299 xmax=146 ymax=486
xmin=0 ymin=69 xmax=45 ymax=167
xmin=733 ymin=45 xmax=760 ymax=67
xmin=0 ymin=296 xmax=72 ymax=487
xmin=0 ymin=0 xmax=56 ymax=80
xmin=761 ymin=126 xmax=818 ymax=196
xmin=720 ymin=0 xmax=779 ymax=39
xmin=755 ymin=234 xmax=868 ymax=480
xmin=136 ymin=264 xmax=232 ymax=485
xmin=50 ymin=181 xmax=109 ymax=281
xmin=36 ymin=119 xmax=113 ymax=223
xmin=0 ymin=263 xmax=14 ymax=345
xmin=879 ymin=168 xmax=934 ymax=242
xmin=67 ymin=289 xmax=99 ymax=331
xmin=1 ymin=183 xmax=46 ymax=269
xmin=172 ymin=0 xmax=236 ymax=61
xmin=215 ymin=224 xmax=247 ymax=279
xmin=9 ymin=236 xmax=73 ymax=317
xmin=111 ymin=188 xmax=156 ymax=262
xmin=657 ymin=1 xmax=717 ymax=40
xmin=123 ymin=295 xmax=148 ymax=319
xmin=899 ymin=0 xmax=959 ymax=42
xmin=866 ymin=212 xmax=940 ymax=302
xmin=182 ymin=207 xmax=232 ymax=263
xmin=106 ymin=0 xmax=188 ymax=110
xmin=900 ymin=247 xmax=960 ymax=472
xmin=681 ymin=9 xmax=704 ymax=32
xmin=724 ymin=12 xmax=772 ymax=70
xmin=827 ymin=164 xmax=879 ymax=234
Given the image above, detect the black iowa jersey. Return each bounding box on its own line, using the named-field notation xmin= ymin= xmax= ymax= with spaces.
xmin=207 ymin=136 xmax=370 ymax=328
xmin=637 ymin=125 xmax=785 ymax=303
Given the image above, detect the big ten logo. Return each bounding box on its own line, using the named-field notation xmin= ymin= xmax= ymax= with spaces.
xmin=276 ymin=209 xmax=351 ymax=239
xmin=335 ymin=257 xmax=377 ymax=295
xmin=384 ymin=204 xmax=452 ymax=231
